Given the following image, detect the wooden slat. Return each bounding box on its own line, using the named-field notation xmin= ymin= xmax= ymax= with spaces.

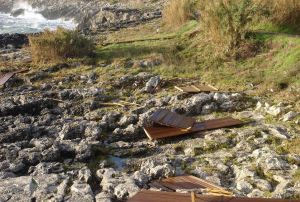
xmin=144 ymin=117 xmax=243 ymax=140
xmin=0 ymin=69 xmax=29 ymax=85
xmin=150 ymin=109 xmax=195 ymax=130
xmin=143 ymin=126 xmax=190 ymax=140
xmin=175 ymin=86 xmax=200 ymax=93
xmin=128 ymin=190 xmax=300 ymax=202
xmin=0 ymin=72 xmax=15 ymax=85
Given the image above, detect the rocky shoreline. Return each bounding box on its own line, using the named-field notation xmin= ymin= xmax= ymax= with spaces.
xmin=0 ymin=0 xmax=164 ymax=33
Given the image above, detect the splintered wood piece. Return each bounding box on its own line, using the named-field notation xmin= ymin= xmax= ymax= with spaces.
xmin=151 ymin=176 xmax=227 ymax=193
xmin=191 ymin=191 xmax=196 ymax=202
xmin=128 ymin=190 xmax=300 ymax=202
xmin=143 ymin=126 xmax=190 ymax=140
xmin=175 ymin=84 xmax=218 ymax=93
xmin=144 ymin=117 xmax=243 ymax=140
xmin=0 ymin=72 xmax=15 ymax=85
xmin=0 ymin=69 xmax=29 ymax=85
xmin=151 ymin=109 xmax=195 ymax=130
xmin=175 ymin=86 xmax=200 ymax=93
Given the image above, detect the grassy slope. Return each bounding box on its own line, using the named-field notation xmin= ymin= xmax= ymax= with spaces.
xmin=96 ymin=20 xmax=300 ymax=108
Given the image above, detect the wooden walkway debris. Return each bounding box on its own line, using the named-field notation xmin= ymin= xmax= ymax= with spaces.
xmin=127 ymin=190 xmax=300 ymax=202
xmin=0 ymin=69 xmax=28 ymax=85
xmin=175 ymin=84 xmax=218 ymax=93
xmin=144 ymin=117 xmax=243 ymax=140
xmin=151 ymin=109 xmax=195 ymax=130
xmin=149 ymin=175 xmax=232 ymax=196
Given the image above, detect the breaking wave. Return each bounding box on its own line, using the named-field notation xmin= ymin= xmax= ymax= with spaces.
xmin=0 ymin=1 xmax=76 ymax=34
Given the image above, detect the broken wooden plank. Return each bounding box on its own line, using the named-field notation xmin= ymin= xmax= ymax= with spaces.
xmin=175 ymin=84 xmax=218 ymax=93
xmin=143 ymin=126 xmax=193 ymax=140
xmin=150 ymin=109 xmax=195 ymax=130
xmin=0 ymin=72 xmax=15 ymax=85
xmin=150 ymin=175 xmax=230 ymax=195
xmin=144 ymin=117 xmax=243 ymax=140
xmin=128 ymin=190 xmax=300 ymax=202
xmin=0 ymin=69 xmax=29 ymax=85
xmin=175 ymin=86 xmax=200 ymax=93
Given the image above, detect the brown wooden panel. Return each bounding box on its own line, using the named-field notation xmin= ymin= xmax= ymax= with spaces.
xmin=164 ymin=176 xmax=227 ymax=191
xmin=148 ymin=181 xmax=174 ymax=192
xmin=0 ymin=72 xmax=15 ymax=85
xmin=127 ymin=190 xmax=300 ymax=202
xmin=144 ymin=117 xmax=243 ymax=140
xmin=150 ymin=109 xmax=195 ymax=130
xmin=143 ymin=127 xmax=191 ymax=140
xmin=151 ymin=176 xmax=229 ymax=194
xmin=0 ymin=69 xmax=29 ymax=86
xmin=201 ymin=117 xmax=243 ymax=131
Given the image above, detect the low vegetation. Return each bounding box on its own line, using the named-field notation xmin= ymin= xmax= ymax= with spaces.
xmin=198 ymin=0 xmax=259 ymax=58
xmin=29 ymin=28 xmax=95 ymax=63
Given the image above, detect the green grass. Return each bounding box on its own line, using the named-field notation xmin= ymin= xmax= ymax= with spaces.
xmin=26 ymin=19 xmax=298 ymax=108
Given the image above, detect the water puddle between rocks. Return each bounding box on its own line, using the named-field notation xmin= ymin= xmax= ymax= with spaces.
xmin=109 ymin=155 xmax=125 ymax=170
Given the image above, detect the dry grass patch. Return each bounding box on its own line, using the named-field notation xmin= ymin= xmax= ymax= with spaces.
xmin=265 ymin=0 xmax=300 ymax=28
xmin=162 ymin=0 xmax=197 ymax=28
xmin=29 ymin=28 xmax=94 ymax=63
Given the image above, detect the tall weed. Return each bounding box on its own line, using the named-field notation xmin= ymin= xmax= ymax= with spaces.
xmin=199 ymin=0 xmax=259 ymax=58
xmin=29 ymin=28 xmax=94 ymax=63
xmin=163 ymin=0 xmax=198 ymax=28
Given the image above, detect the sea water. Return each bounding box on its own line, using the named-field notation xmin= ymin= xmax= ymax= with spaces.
xmin=0 ymin=1 xmax=76 ymax=34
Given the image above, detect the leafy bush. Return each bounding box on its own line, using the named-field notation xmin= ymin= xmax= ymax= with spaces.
xmin=199 ymin=0 xmax=259 ymax=58
xmin=162 ymin=0 xmax=198 ymax=28
xmin=29 ymin=28 xmax=95 ymax=63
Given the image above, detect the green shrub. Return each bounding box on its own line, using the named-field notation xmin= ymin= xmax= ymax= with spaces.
xmin=199 ymin=0 xmax=259 ymax=58
xmin=163 ymin=0 xmax=198 ymax=28
xmin=29 ymin=28 xmax=95 ymax=63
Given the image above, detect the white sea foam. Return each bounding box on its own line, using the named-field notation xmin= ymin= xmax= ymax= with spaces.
xmin=0 ymin=1 xmax=77 ymax=34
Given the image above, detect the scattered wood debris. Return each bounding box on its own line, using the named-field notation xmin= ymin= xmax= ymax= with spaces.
xmin=128 ymin=190 xmax=300 ymax=202
xmin=144 ymin=110 xmax=243 ymax=140
xmin=175 ymin=84 xmax=218 ymax=93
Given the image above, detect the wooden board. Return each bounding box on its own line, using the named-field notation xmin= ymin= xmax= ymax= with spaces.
xmin=150 ymin=175 xmax=229 ymax=194
xmin=151 ymin=109 xmax=195 ymax=130
xmin=144 ymin=117 xmax=243 ymax=140
xmin=0 ymin=69 xmax=29 ymax=85
xmin=175 ymin=84 xmax=218 ymax=93
xmin=0 ymin=72 xmax=15 ymax=85
xmin=128 ymin=190 xmax=300 ymax=202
